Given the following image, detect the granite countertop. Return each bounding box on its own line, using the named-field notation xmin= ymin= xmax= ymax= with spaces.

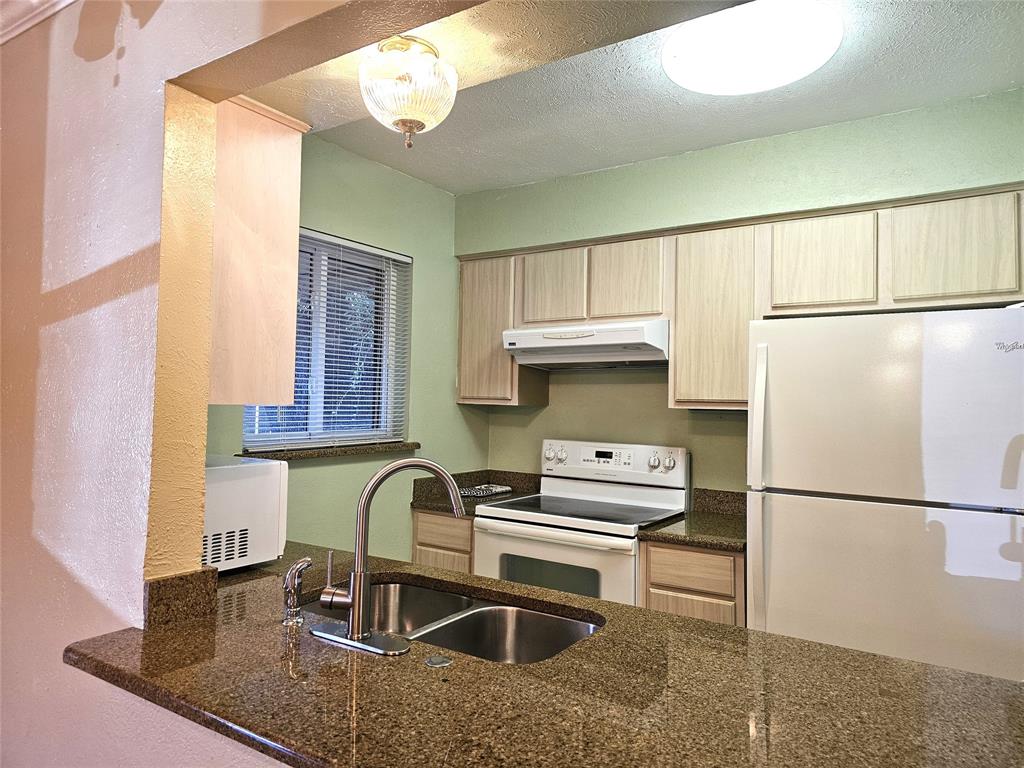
xmin=411 ymin=469 xmax=541 ymax=514
xmin=65 ymin=543 xmax=1023 ymax=768
xmin=640 ymin=489 xmax=746 ymax=553
xmin=414 ymin=471 xmax=747 ymax=552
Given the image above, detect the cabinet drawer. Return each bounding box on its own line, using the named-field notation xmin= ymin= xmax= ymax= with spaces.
xmin=647 ymin=587 xmax=735 ymax=625
xmin=647 ymin=546 xmax=734 ymax=596
xmin=413 ymin=545 xmax=471 ymax=574
xmin=415 ymin=512 xmax=472 ymax=552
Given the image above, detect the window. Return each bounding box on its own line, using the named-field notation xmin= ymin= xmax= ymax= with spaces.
xmin=243 ymin=229 xmax=412 ymax=449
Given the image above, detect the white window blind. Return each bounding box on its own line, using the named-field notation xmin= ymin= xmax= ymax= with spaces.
xmin=243 ymin=229 xmax=412 ymax=449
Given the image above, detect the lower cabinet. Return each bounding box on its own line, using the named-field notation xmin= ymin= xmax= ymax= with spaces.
xmin=639 ymin=542 xmax=745 ymax=627
xmin=411 ymin=509 xmax=473 ymax=574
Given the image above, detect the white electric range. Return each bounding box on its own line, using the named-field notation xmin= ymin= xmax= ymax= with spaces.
xmin=473 ymin=439 xmax=691 ymax=605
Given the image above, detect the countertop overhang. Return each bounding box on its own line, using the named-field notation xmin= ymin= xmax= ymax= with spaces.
xmin=65 ymin=543 xmax=1023 ymax=767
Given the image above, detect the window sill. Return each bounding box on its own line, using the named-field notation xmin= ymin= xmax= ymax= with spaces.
xmin=239 ymin=441 xmax=421 ymax=462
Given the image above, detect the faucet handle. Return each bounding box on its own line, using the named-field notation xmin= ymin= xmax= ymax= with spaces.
xmin=326 ymin=549 xmax=334 ymax=587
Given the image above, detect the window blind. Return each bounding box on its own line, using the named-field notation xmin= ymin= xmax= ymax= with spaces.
xmin=243 ymin=230 xmax=412 ymax=449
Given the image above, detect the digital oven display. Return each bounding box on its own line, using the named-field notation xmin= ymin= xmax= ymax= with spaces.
xmin=594 ymin=450 xmax=613 ymax=459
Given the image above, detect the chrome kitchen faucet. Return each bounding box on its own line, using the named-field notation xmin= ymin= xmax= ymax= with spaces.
xmin=316 ymin=458 xmax=466 ymax=655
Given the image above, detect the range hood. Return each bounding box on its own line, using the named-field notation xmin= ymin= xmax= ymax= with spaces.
xmin=503 ymin=318 xmax=669 ymax=370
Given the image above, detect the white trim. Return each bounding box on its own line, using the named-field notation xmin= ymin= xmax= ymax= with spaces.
xmin=299 ymin=227 xmax=413 ymax=265
xmin=1 ymin=0 xmax=78 ymax=45
xmin=228 ymin=96 xmax=310 ymax=134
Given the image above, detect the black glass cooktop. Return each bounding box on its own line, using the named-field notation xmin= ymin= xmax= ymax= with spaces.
xmin=483 ymin=494 xmax=681 ymax=527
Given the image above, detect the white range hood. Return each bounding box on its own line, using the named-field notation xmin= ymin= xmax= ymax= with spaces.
xmin=502 ymin=318 xmax=669 ymax=369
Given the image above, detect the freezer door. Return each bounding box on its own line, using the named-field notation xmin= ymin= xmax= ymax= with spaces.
xmin=747 ymin=307 xmax=1024 ymax=509
xmin=747 ymin=491 xmax=1024 ymax=681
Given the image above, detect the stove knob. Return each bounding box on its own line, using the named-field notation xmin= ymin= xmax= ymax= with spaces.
xmin=664 ymin=455 xmax=677 ymax=471
xmin=556 ymin=448 xmax=568 ymax=464
xmin=647 ymin=454 xmax=661 ymax=470
xmin=543 ymin=447 xmax=556 ymax=462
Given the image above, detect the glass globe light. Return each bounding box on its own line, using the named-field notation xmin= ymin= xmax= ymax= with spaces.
xmin=359 ymin=36 xmax=458 ymax=149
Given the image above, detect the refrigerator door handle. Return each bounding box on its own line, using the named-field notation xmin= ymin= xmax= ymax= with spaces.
xmin=747 ymin=491 xmax=767 ymax=631
xmin=749 ymin=343 xmax=769 ymax=491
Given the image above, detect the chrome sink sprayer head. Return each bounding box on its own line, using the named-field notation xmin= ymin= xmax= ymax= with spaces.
xmin=317 ymin=458 xmax=465 ymax=654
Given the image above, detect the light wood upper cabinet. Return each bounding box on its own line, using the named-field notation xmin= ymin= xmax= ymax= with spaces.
xmin=673 ymin=227 xmax=754 ymax=407
xmin=209 ymin=98 xmax=307 ymax=405
xmin=588 ymin=239 xmax=663 ymax=318
xmin=458 ymin=257 xmax=515 ymax=401
xmin=458 ymin=256 xmax=548 ymax=406
xmin=521 ymin=248 xmax=588 ymax=323
xmin=770 ymin=211 xmax=878 ymax=309
xmin=890 ymin=192 xmax=1020 ymax=301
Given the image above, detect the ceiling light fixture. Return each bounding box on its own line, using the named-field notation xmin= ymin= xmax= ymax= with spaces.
xmin=359 ymin=35 xmax=458 ymax=149
xmin=661 ymin=0 xmax=844 ymax=96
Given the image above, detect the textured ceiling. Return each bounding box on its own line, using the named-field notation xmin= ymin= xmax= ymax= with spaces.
xmin=305 ymin=0 xmax=1024 ymax=194
xmin=247 ymin=1 xmax=735 ymax=131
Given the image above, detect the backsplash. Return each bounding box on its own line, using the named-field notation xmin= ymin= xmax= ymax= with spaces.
xmin=486 ymin=368 xmax=747 ymax=491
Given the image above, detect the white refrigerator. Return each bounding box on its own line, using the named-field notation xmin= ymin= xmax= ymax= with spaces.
xmin=746 ymin=306 xmax=1023 ymax=681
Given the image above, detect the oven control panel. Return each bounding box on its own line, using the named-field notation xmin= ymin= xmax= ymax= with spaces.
xmin=541 ymin=439 xmax=690 ymax=489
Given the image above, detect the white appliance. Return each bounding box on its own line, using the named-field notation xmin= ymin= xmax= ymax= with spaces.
xmin=204 ymin=456 xmax=288 ymax=571
xmin=474 ymin=439 xmax=690 ymax=605
xmin=502 ymin=318 xmax=669 ymax=369
xmin=747 ymin=306 xmax=1024 ymax=681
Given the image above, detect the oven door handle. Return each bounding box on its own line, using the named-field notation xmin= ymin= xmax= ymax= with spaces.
xmin=474 ymin=517 xmax=637 ymax=552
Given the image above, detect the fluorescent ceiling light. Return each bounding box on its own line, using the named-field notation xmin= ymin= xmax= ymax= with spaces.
xmin=661 ymin=0 xmax=844 ymax=95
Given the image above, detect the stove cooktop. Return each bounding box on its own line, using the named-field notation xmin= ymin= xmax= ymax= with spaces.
xmin=477 ymin=493 xmax=682 ymax=534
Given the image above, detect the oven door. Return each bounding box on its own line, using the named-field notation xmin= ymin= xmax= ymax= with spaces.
xmin=473 ymin=517 xmax=637 ymax=605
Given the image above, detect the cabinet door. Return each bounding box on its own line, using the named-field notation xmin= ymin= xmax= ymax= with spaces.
xmin=458 ymin=258 xmax=515 ymax=400
xmin=521 ymin=248 xmax=588 ymax=323
xmin=674 ymin=227 xmax=754 ymax=406
xmin=647 ymin=587 xmax=736 ymax=625
xmin=209 ymin=99 xmax=305 ymax=404
xmin=588 ymin=239 xmax=663 ymax=318
xmin=413 ymin=545 xmax=471 ymax=574
xmin=770 ymin=211 xmax=877 ymax=308
xmin=891 ymin=192 xmax=1020 ymax=301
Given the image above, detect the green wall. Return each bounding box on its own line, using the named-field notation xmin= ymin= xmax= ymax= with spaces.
xmin=208 ymin=135 xmax=489 ymax=560
xmin=488 ymin=370 xmax=747 ymax=490
xmin=210 ymin=89 xmax=1024 ymax=556
xmin=454 ymin=88 xmax=1024 ymax=255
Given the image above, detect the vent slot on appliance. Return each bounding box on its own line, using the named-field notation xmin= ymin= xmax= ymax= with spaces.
xmin=201 ymin=528 xmax=251 ymax=566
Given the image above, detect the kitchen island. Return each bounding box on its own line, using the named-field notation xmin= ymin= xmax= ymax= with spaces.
xmin=65 ymin=543 xmax=1023 ymax=768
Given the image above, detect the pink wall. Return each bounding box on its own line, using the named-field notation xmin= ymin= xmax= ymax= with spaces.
xmin=0 ymin=2 xmax=333 ymax=765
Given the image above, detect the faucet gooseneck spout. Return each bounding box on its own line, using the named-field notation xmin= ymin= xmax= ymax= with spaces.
xmin=316 ymin=458 xmax=465 ymax=654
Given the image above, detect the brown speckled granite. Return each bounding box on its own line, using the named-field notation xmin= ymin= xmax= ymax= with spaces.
xmin=411 ymin=469 xmax=541 ymax=514
xmin=67 ymin=542 xmax=1023 ymax=768
xmin=691 ymin=488 xmax=746 ymax=516
xmin=639 ymin=489 xmax=747 ymax=552
xmin=242 ymin=441 xmax=421 ymax=461
xmin=414 ymin=473 xmax=747 ymax=551
xmin=143 ymin=566 xmax=217 ymax=628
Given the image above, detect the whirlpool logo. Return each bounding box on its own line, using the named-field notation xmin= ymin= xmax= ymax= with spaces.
xmin=995 ymin=341 xmax=1023 ymax=352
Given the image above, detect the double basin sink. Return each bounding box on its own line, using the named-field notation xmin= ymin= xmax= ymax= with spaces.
xmin=305 ymin=582 xmax=600 ymax=664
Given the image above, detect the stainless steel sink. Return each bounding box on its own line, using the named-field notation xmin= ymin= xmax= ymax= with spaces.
xmin=306 ymin=583 xmax=474 ymax=635
xmin=306 ymin=581 xmax=600 ymax=664
xmin=412 ymin=605 xmax=598 ymax=664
